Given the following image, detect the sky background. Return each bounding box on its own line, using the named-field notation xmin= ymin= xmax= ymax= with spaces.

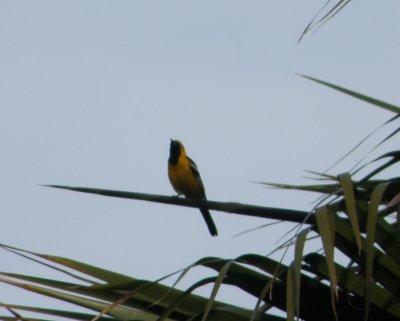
xmin=1 ymin=0 xmax=400 ymax=314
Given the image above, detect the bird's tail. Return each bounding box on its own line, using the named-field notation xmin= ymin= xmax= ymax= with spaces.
xmin=200 ymin=208 xmax=218 ymax=236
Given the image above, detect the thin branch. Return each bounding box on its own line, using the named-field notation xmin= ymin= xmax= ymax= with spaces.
xmin=43 ymin=185 xmax=315 ymax=225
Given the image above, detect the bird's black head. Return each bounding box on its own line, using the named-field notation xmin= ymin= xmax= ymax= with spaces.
xmin=169 ymin=139 xmax=181 ymax=165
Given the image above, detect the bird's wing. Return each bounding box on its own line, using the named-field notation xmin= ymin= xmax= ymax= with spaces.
xmin=187 ymin=156 xmax=206 ymax=197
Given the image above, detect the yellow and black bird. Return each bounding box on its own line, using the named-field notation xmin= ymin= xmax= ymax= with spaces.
xmin=168 ymin=139 xmax=218 ymax=236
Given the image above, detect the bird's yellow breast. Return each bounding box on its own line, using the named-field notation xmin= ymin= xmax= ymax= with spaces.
xmin=168 ymin=158 xmax=202 ymax=198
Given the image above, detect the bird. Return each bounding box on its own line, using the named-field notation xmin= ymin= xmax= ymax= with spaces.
xmin=168 ymin=139 xmax=218 ymax=236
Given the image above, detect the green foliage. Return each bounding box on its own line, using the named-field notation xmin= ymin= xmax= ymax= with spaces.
xmin=299 ymin=1 xmax=353 ymax=42
xmin=2 ymin=77 xmax=400 ymax=321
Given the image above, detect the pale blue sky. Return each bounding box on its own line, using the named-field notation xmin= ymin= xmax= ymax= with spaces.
xmin=1 ymin=0 xmax=399 ymax=313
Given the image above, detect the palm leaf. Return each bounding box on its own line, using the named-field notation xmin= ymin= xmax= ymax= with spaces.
xmin=301 ymin=75 xmax=400 ymax=114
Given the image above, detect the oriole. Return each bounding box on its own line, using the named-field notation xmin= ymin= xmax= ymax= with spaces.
xmin=168 ymin=139 xmax=218 ymax=236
